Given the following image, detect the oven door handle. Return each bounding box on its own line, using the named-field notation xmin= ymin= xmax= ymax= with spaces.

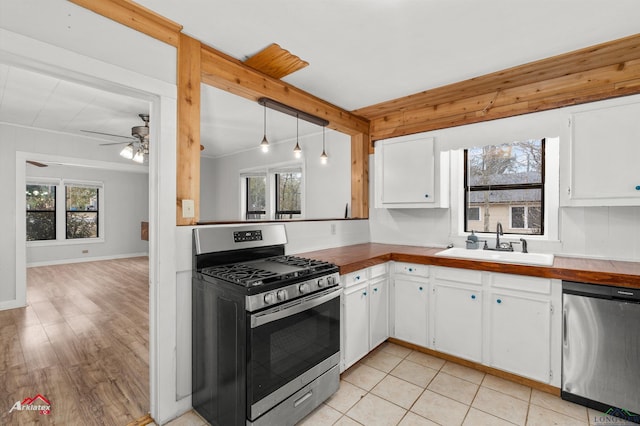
xmin=251 ymin=288 xmax=341 ymax=328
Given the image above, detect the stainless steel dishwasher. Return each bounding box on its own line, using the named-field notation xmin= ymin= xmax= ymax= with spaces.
xmin=562 ymin=281 xmax=640 ymax=423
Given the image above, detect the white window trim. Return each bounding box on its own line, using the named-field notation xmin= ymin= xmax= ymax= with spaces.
xmin=451 ymin=136 xmax=559 ymax=242
xmin=240 ymin=160 xmax=305 ymax=220
xmin=26 ymin=178 xmax=105 ymax=247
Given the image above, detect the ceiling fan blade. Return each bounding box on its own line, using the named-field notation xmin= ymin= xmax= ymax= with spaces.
xmin=27 ymin=160 xmax=48 ymax=167
xmin=81 ymin=130 xmax=136 ymax=140
xmin=99 ymin=141 xmax=132 ymax=146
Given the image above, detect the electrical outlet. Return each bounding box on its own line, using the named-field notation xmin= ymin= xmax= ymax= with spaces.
xmin=330 ymin=224 xmax=336 ymax=235
xmin=182 ymin=199 xmax=195 ymax=218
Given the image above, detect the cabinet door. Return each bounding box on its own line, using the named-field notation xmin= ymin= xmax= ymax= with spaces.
xmin=344 ymin=282 xmax=370 ymax=369
xmin=381 ymin=137 xmax=434 ymax=204
xmin=570 ymin=102 xmax=640 ymax=203
xmin=369 ymin=278 xmax=389 ymax=349
xmin=489 ymin=292 xmax=551 ymax=383
xmin=433 ymin=283 xmax=482 ymax=362
xmin=394 ymin=278 xmax=428 ymax=347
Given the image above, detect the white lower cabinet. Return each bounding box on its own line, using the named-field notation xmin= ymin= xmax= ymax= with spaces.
xmin=343 ymin=261 xmax=560 ymax=385
xmin=433 ymin=284 xmax=482 ymax=362
xmin=393 ymin=263 xmax=429 ymax=347
xmin=344 ymin=282 xmax=370 ymax=369
xmin=369 ymin=277 xmax=389 ymax=349
xmin=342 ymin=265 xmax=389 ymax=370
xmin=488 ymin=273 xmax=555 ymax=383
xmin=432 ymin=267 xmax=483 ymax=361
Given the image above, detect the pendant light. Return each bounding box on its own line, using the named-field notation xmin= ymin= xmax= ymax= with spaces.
xmin=293 ymin=115 xmax=302 ymax=158
xmin=320 ymin=126 xmax=328 ymax=165
xmin=260 ymin=103 xmax=269 ymax=153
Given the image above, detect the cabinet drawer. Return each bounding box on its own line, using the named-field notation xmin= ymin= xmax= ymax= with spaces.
xmin=369 ymin=263 xmax=388 ymax=278
xmin=343 ymin=270 xmax=369 ymax=288
xmin=491 ymin=273 xmax=551 ymax=295
xmin=434 ymin=266 xmax=482 ymax=286
xmin=394 ymin=262 xmax=429 ymax=277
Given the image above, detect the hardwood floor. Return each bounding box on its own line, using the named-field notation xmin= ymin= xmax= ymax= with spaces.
xmin=0 ymin=257 xmax=150 ymax=425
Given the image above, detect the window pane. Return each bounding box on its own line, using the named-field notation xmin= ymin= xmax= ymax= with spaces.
xmin=467 ymin=188 xmax=542 ymax=235
xmin=276 ymin=172 xmax=302 ymax=216
xmin=511 ymin=206 xmax=525 ymax=228
xmin=246 ymin=176 xmax=266 ymax=215
xmin=26 ymin=184 xmax=56 ymax=241
xmin=66 ymin=186 xmax=99 ymax=239
xmin=467 ymin=140 xmax=543 ymax=186
xmin=27 ymin=212 xmax=56 ymax=241
xmin=66 ymin=186 xmax=98 ymax=211
xmin=467 ymin=207 xmax=480 ymax=221
xmin=26 ymin=184 xmax=56 ymax=211
xmin=528 ymin=206 xmax=542 ymax=230
xmin=66 ymin=212 xmax=98 ymax=239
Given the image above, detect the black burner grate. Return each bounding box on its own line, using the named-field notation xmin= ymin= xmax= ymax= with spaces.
xmin=201 ymin=255 xmax=335 ymax=287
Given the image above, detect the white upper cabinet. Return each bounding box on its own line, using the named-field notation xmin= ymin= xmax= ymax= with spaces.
xmin=375 ymin=135 xmax=449 ymax=208
xmin=566 ymin=100 xmax=640 ymax=206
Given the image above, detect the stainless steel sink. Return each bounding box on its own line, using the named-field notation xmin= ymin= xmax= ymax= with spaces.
xmin=435 ymin=247 xmax=554 ymax=266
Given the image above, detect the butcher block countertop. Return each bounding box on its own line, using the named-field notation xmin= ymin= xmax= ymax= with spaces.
xmin=298 ymin=243 xmax=640 ymax=288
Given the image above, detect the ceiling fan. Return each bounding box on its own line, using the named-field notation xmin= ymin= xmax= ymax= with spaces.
xmin=82 ymin=113 xmax=150 ymax=163
xmin=83 ymin=113 xmax=204 ymax=163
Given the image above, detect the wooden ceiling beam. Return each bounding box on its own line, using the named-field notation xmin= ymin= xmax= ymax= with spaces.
xmin=359 ymin=33 xmax=640 ymax=141
xmin=68 ymin=0 xmax=183 ymax=47
xmin=200 ymin=45 xmax=370 ymax=136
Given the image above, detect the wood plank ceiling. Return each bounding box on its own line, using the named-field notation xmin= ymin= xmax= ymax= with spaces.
xmin=244 ymin=43 xmax=309 ymax=79
xmin=69 ymin=0 xmax=640 ymax=224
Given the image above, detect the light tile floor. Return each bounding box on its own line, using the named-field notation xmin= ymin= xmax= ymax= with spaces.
xmin=159 ymin=342 xmax=637 ymax=426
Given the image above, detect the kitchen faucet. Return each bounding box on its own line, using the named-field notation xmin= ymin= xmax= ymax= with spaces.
xmin=484 ymin=222 xmax=515 ymax=252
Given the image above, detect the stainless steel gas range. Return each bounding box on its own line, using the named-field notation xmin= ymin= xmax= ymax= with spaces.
xmin=192 ymin=224 xmax=341 ymax=426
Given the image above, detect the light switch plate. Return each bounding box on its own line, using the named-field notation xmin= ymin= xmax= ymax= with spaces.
xmin=182 ymin=199 xmax=195 ymax=218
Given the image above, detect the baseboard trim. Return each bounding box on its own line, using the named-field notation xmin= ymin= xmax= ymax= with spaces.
xmin=27 ymin=252 xmax=149 ymax=268
xmin=387 ymin=337 xmax=561 ymax=396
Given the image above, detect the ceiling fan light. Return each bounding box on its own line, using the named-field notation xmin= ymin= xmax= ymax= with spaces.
xmin=132 ymin=150 xmax=145 ymax=163
xmin=120 ymin=144 xmax=134 ymax=159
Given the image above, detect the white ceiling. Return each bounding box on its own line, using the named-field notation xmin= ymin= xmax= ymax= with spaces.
xmin=1 ymin=1 xmax=639 ymax=158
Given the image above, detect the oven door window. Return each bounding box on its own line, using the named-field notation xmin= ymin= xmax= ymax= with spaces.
xmin=247 ymin=293 xmax=340 ymax=405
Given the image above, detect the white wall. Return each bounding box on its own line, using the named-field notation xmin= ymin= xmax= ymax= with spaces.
xmin=201 ymin=129 xmax=351 ymax=221
xmin=25 ymin=161 xmax=149 ymax=265
xmin=369 ymin=94 xmax=640 ymax=262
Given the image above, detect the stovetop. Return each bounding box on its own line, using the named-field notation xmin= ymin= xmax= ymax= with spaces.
xmin=201 ymin=255 xmax=337 ymax=288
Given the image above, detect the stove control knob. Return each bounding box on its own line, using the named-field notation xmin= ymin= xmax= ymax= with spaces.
xmin=327 ymin=276 xmax=335 ymax=286
xmin=277 ymin=290 xmax=287 ymax=301
xmin=317 ymin=278 xmax=326 ymax=288
xmin=264 ymin=292 xmax=277 ymax=305
xmin=298 ymin=283 xmax=310 ymax=294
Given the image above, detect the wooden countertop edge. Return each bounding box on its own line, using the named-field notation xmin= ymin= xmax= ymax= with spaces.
xmin=299 ymin=244 xmax=640 ymax=288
